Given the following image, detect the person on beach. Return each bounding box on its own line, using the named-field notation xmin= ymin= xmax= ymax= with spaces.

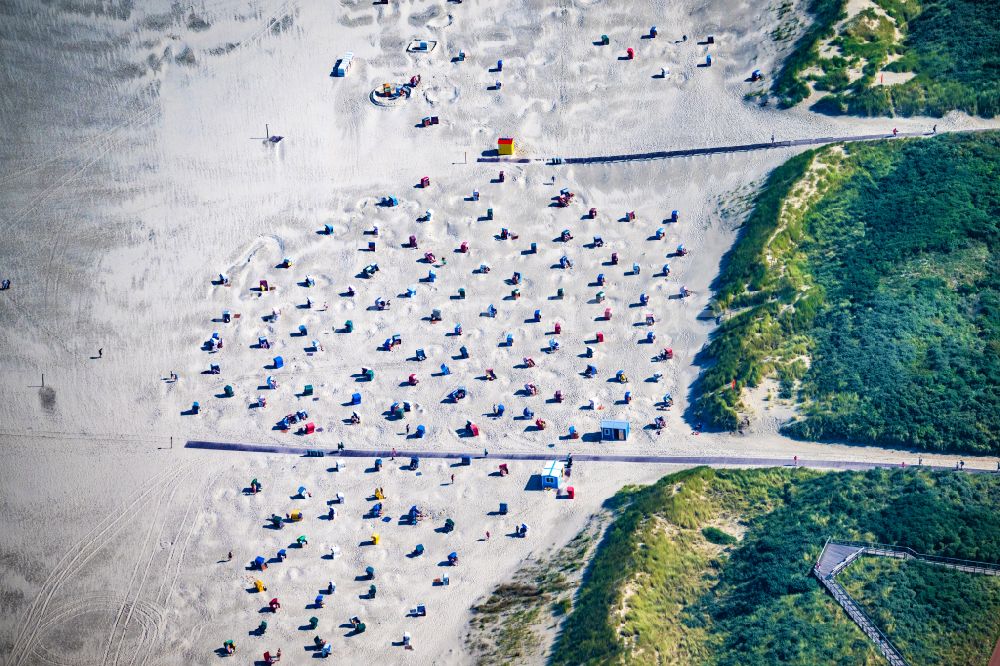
xmin=227 ymin=551 xmax=233 ymax=561
xmin=486 ymin=531 xmax=490 ymax=541
xmin=450 ymin=474 xmax=455 ymax=484
xmin=98 ymin=348 xmax=103 ymax=358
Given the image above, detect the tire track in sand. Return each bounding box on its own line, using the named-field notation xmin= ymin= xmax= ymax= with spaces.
xmin=105 ymin=465 xmax=194 ymax=666
xmin=7 ymin=463 xmax=191 ymax=666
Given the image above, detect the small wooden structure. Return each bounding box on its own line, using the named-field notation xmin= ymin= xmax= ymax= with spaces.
xmin=601 ymin=419 xmax=630 ymax=441
xmin=541 ymin=460 xmax=565 ymax=489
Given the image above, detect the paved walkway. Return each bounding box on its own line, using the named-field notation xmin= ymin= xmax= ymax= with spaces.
xmin=477 ymin=128 xmax=995 ymax=165
xmin=185 ymin=440 xmax=990 ymax=474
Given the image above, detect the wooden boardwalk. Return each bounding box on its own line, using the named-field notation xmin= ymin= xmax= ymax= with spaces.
xmin=814 ymin=540 xmax=1000 ymax=666
xmin=477 ymin=127 xmax=998 ymax=166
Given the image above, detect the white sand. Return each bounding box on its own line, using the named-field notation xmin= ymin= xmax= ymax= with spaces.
xmin=1 ymin=0 xmax=998 ymax=663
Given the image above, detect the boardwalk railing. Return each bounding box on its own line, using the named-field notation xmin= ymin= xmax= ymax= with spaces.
xmin=813 ymin=538 xmax=1000 ymax=666
xmin=813 ymin=571 xmax=910 ymax=666
xmin=829 ymin=539 xmax=1000 ymax=576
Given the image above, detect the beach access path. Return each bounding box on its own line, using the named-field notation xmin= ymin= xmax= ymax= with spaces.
xmin=186 ymin=439 xmax=993 ymax=474
xmin=477 ymin=128 xmax=991 ymax=165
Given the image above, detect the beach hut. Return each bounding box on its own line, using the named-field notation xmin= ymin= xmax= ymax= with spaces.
xmin=497 ymin=137 xmax=515 ymax=155
xmin=601 ymin=420 xmax=630 ymax=441
xmin=332 ymin=52 xmax=354 ymax=77
xmin=541 ymin=460 xmax=565 ymax=489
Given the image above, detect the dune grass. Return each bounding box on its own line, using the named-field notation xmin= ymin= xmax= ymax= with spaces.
xmin=696 ymin=132 xmax=1000 ymax=454
xmin=552 ymin=467 xmax=1000 ymax=665
xmin=840 ymin=557 xmax=1000 ymax=665
xmin=773 ymin=0 xmax=1000 ymax=117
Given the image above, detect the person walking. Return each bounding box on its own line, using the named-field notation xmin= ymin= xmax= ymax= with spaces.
xmin=227 ymin=551 xmax=233 ymax=561
xmin=486 ymin=530 xmax=491 ymax=541
xmin=450 ymin=473 xmax=455 ymax=485
xmin=98 ymin=348 xmax=103 ymax=358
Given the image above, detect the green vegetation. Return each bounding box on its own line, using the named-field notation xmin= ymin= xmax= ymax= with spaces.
xmin=552 ymin=467 xmax=1000 ymax=666
xmin=696 ymin=132 xmax=1000 ymax=453
xmin=466 ymin=516 xmax=605 ymax=664
xmin=772 ymin=0 xmax=1000 ymax=117
xmin=841 ymin=557 xmax=1000 ymax=665
xmin=702 ymin=526 xmax=738 ymax=545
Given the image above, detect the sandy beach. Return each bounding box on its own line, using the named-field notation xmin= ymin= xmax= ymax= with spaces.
xmin=2 ymin=0 xmax=998 ymax=663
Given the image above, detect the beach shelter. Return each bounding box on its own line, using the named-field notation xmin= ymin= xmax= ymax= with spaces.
xmin=497 ymin=137 xmax=515 ymax=155
xmin=297 ymin=535 xmax=308 ymax=546
xmin=254 ymin=556 xmax=267 ymax=570
xmin=541 ymin=460 xmax=565 ymax=489
xmin=499 ymin=502 xmax=508 ymax=514
xmin=273 ymin=356 xmax=284 ymax=369
xmin=254 ymin=579 xmax=266 ymax=592
xmin=363 ymin=368 xmax=375 ymax=381
xmin=324 ymin=224 xmax=334 ymax=235
xmin=414 ymin=543 xmax=425 ymax=556
xmin=372 ymin=533 xmax=381 ymax=545
xmin=351 ymin=392 xmax=362 ymax=405
xmin=345 ymin=320 xmax=354 ymax=333
xmin=415 ymin=425 xmax=426 ymax=438
xmin=601 ymin=420 xmax=630 ymax=441
xmin=567 ymin=486 xmax=575 ymax=499
xmin=289 ymin=510 xmax=303 ymax=521
xmin=304 ymin=422 xmax=315 ymax=434
xmin=223 ymin=384 xmax=234 ymax=397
